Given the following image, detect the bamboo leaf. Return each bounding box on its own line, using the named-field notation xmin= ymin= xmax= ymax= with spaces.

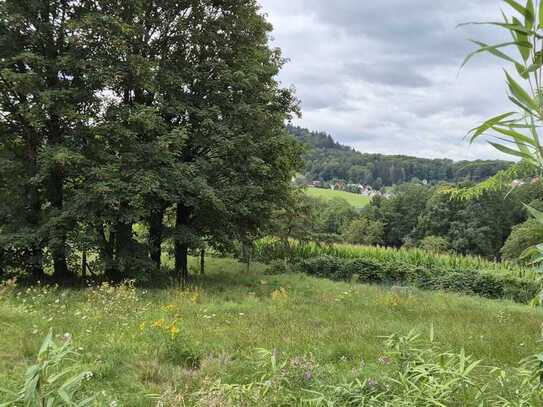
xmin=540 ymin=0 xmax=543 ymax=28
xmin=525 ymin=203 xmax=543 ymax=225
xmin=459 ymin=21 xmax=543 ymax=38
xmin=505 ymin=71 xmax=539 ymax=111
xmin=468 ymin=112 xmax=516 ymax=142
xmin=509 ymin=95 xmax=536 ymax=115
xmin=512 ymin=17 xmax=531 ymax=60
xmin=492 ymin=125 xmax=538 ymax=146
xmin=526 ymin=0 xmax=536 ymax=28
xmin=461 ymin=40 xmax=527 ymax=68
xmin=504 ymin=0 xmax=529 ymax=18
xmin=489 ymin=141 xmax=536 ymax=160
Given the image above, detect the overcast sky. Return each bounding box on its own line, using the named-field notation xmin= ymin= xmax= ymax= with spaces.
xmin=259 ymin=0 xmax=514 ymax=161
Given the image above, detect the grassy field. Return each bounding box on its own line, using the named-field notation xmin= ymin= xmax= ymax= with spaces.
xmin=305 ymin=187 xmax=370 ymax=208
xmin=1 ymin=257 xmax=542 ymax=405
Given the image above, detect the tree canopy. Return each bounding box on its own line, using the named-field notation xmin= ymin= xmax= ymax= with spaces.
xmin=0 ymin=0 xmax=301 ymax=283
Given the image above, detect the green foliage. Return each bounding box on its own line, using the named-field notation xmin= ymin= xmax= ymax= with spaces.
xmin=502 ymin=218 xmax=543 ymax=262
xmin=417 ymin=235 xmax=449 ymax=253
xmin=2 ymin=258 xmax=543 ymax=405
xmin=0 ymin=0 xmax=301 ymax=283
xmin=255 ymin=239 xmax=537 ymax=280
xmin=195 ymin=329 xmax=543 ymax=406
xmin=343 ymin=217 xmax=385 ymax=246
xmin=366 ymin=184 xmax=432 ymax=247
xmin=297 ymin=255 xmax=539 ymax=303
xmin=460 ymin=0 xmax=543 ymax=272
xmin=1 ymin=331 xmax=96 ymax=406
xmin=289 ymin=125 xmax=512 ymax=189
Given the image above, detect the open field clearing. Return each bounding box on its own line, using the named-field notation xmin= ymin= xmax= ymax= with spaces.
xmin=1 ymin=258 xmax=542 ymax=405
xmin=305 ymin=188 xmax=370 ymax=208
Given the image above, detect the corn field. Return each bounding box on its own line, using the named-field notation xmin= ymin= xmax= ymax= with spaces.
xmin=254 ymin=238 xmax=539 ymax=280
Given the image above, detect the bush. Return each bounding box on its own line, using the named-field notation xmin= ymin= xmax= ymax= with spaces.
xmin=501 ymin=219 xmax=543 ymax=263
xmin=299 ymin=256 xmax=540 ymax=303
xmin=417 ymin=235 xmax=449 ymax=253
xmin=343 ymin=217 xmax=385 ymax=246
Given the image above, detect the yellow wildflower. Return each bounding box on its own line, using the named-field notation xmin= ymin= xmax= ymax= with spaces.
xmin=153 ymin=319 xmax=165 ymax=328
xmin=139 ymin=322 xmax=146 ymax=332
xmin=169 ymin=323 xmax=179 ymax=339
xmin=271 ymin=288 xmax=288 ymax=301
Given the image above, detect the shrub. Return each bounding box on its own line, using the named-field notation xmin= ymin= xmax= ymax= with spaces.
xmin=501 ymin=219 xmax=543 ymax=263
xmin=299 ymin=256 xmax=540 ymax=303
xmin=417 ymin=235 xmax=449 ymax=253
xmin=343 ymin=217 xmax=385 ymax=246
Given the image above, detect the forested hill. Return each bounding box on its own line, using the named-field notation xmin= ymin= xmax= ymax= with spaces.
xmin=288 ymin=126 xmax=512 ymax=188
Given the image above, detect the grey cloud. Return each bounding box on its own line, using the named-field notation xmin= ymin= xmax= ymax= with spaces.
xmin=260 ymin=0 xmax=516 ymax=160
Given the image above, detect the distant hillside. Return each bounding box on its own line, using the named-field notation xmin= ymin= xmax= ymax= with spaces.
xmin=288 ymin=126 xmax=512 ymax=188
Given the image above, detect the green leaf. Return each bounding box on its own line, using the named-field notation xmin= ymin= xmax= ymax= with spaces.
xmin=468 ymin=112 xmax=516 ymax=142
xmin=526 ymin=0 xmax=536 ymax=28
xmin=505 ymin=71 xmax=539 ymax=111
xmin=489 ymin=141 xmax=536 ymax=160
xmin=461 ymin=40 xmax=523 ymax=68
xmin=492 ymin=125 xmax=538 ymax=146
xmin=509 ymin=95 xmax=536 ymax=115
xmin=504 ymin=0 xmax=529 ymax=18
xmin=460 ymin=21 xmax=543 ymax=37
xmin=516 ymin=62 xmax=530 ymax=78
xmin=525 ymin=203 xmax=543 ymax=224
xmin=539 ymin=0 xmax=543 ymax=28
xmin=511 ymin=17 xmax=531 ymax=60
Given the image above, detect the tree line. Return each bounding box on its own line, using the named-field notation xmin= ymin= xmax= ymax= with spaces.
xmin=289 ymin=126 xmax=512 ymax=188
xmin=0 ymin=0 xmax=301 ymax=283
xmin=274 ymin=182 xmax=543 ymax=261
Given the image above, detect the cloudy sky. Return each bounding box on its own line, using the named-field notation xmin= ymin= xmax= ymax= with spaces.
xmin=259 ymin=0 xmax=514 ymax=161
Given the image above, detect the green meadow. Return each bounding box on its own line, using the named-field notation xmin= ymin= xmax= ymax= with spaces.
xmin=1 ymin=258 xmax=542 ymax=405
xmin=305 ymin=188 xmax=370 ymax=208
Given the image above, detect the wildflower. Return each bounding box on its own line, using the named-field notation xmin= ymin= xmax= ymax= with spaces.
xmin=163 ymin=304 xmax=175 ymax=311
xmin=271 ymin=288 xmax=288 ymax=301
xmin=153 ymin=319 xmax=166 ymax=328
xmin=169 ymin=323 xmax=179 ymax=339
xmin=139 ymin=322 xmax=146 ymax=332
xmin=378 ymin=356 xmax=392 ymax=365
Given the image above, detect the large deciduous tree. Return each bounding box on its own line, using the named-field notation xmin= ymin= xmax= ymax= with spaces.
xmin=0 ymin=0 xmax=300 ymax=283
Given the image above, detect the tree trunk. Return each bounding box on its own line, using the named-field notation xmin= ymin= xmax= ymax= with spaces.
xmin=200 ymin=249 xmax=205 ymax=275
xmin=81 ymin=249 xmax=87 ymax=279
xmin=114 ymin=220 xmax=133 ymax=278
xmin=47 ymin=170 xmax=70 ymax=281
xmin=148 ymin=205 xmax=165 ymax=270
xmin=25 ymin=142 xmax=44 ymax=280
xmin=97 ymin=224 xmax=116 ymax=279
xmin=174 ymin=203 xmax=190 ymax=283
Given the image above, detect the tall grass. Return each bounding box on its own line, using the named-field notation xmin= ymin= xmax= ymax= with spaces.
xmin=254 ymin=239 xmax=539 ymax=280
